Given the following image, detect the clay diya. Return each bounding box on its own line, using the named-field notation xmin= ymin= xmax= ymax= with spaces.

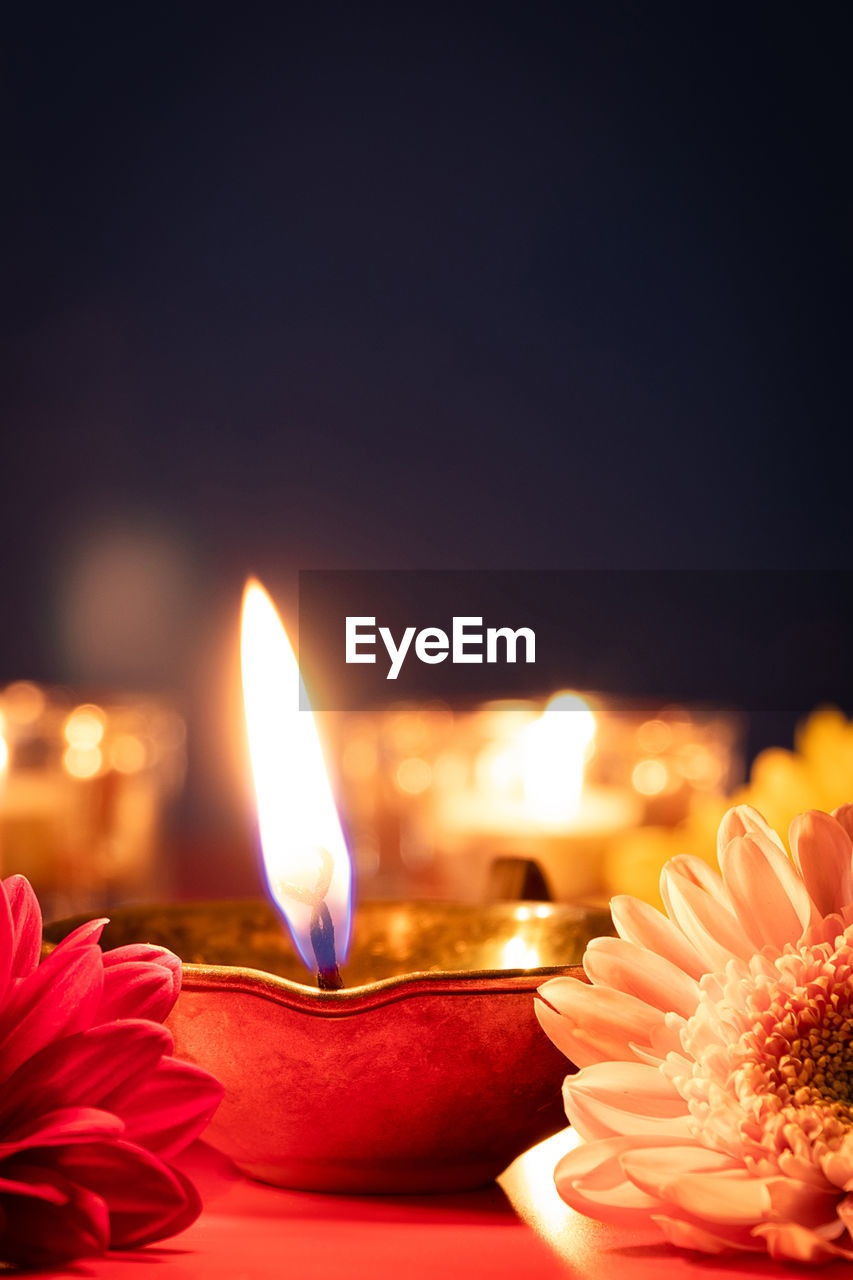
xmin=46 ymin=896 xmax=607 ymax=1193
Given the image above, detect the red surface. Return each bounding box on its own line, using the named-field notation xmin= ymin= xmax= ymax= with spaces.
xmin=26 ymin=1132 xmax=853 ymax=1278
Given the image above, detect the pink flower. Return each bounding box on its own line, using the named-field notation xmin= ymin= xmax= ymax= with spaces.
xmin=0 ymin=875 xmax=223 ymax=1267
xmin=537 ymin=804 xmax=853 ymax=1265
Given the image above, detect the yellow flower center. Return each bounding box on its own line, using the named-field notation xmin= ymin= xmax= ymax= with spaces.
xmin=763 ymin=1000 xmax=853 ymax=1124
xmin=675 ymin=932 xmax=853 ymax=1161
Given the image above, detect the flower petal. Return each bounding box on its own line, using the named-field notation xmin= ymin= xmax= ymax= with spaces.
xmin=652 ymin=1215 xmax=762 ymax=1254
xmin=4 ymin=874 xmax=42 ymax=979
xmin=659 ymin=864 xmax=755 ymax=968
xmin=52 ymin=1140 xmax=202 ymax=1248
xmin=103 ymin=941 xmax=182 ymax=979
xmin=717 ymin=804 xmax=786 ymax=860
xmin=834 ymin=1192 xmax=853 ymax=1235
xmin=100 ymin=944 xmax=182 ymax=1023
xmin=790 ymin=810 xmax=853 ymax=918
xmin=621 ymin=1154 xmax=769 ymax=1226
xmin=753 ymin=1221 xmax=853 ymax=1263
xmin=51 ymin=917 xmax=109 ymax=953
xmin=0 ymin=884 xmax=13 ymax=998
xmin=563 ymin=1061 xmax=689 ymax=1142
xmin=553 ymin=1135 xmax=688 ymax=1225
xmin=764 ymin=1176 xmax=841 ymax=1230
xmin=0 ymin=1019 xmax=173 ymax=1128
xmin=0 ymin=944 xmax=104 ymax=1079
xmin=833 ymin=804 xmax=853 ymax=843
xmin=0 ymin=1106 xmax=124 ymax=1157
xmin=536 ymin=977 xmax=666 ymax=1067
xmin=99 ymin=961 xmax=181 ymax=1023
xmin=719 ymin=835 xmax=815 ymax=949
xmin=610 ymin=894 xmax=706 ymax=980
xmin=0 ymin=1167 xmax=109 ymax=1266
xmin=620 ymin=1143 xmax=740 ymax=1183
xmin=103 ymin=1057 xmax=224 ymax=1159
xmin=0 ymin=881 xmax=216 ymax=1267
xmin=778 ymin=1148 xmax=836 ymax=1190
xmin=583 ymin=936 xmax=700 ymax=1018
xmin=663 ymin=855 xmax=730 ymax=906
xmin=0 ymin=1171 xmax=68 ymax=1204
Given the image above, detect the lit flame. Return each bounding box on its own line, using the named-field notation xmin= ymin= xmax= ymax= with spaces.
xmin=500 ymin=936 xmax=541 ymax=969
xmin=522 ymin=691 xmax=595 ymax=822
xmin=64 ymin=705 xmax=105 ymax=749
xmin=240 ymin=579 xmax=352 ymax=971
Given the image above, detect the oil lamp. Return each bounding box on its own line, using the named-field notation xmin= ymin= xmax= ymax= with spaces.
xmin=46 ymin=579 xmax=610 ymax=1193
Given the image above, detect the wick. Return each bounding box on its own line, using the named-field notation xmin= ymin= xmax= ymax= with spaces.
xmin=280 ymin=847 xmax=344 ymax=991
xmin=311 ymin=899 xmax=343 ymax=991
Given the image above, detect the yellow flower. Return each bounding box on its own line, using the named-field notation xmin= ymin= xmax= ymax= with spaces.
xmin=605 ymin=708 xmax=853 ymax=907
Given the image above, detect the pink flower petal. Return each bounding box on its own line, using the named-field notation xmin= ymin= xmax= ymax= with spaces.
xmin=717 ymin=804 xmax=786 ymax=860
xmin=0 ymin=1019 xmax=173 ymax=1127
xmin=0 ymin=1106 xmax=124 ymax=1157
xmin=52 ymin=1140 xmax=202 ymax=1247
xmin=51 ymin=917 xmax=109 ymax=953
xmin=3 ymin=874 xmax=42 ymax=980
xmin=103 ymin=1057 xmax=225 ymax=1159
xmin=663 ymin=855 xmax=731 ymax=906
xmin=98 ymin=961 xmax=179 ymax=1023
xmin=818 ymin=1149 xmax=853 ymax=1191
xmin=659 ymin=866 xmax=756 ymax=968
xmin=536 ymin=977 xmax=666 ymax=1067
xmin=563 ymin=1062 xmax=690 ymax=1142
xmin=790 ymin=810 xmax=853 ymax=918
xmin=610 ymin=895 xmax=706 ymax=980
xmin=652 ymin=1214 xmax=762 ymax=1254
xmin=103 ymin=942 xmax=182 ymax=980
xmin=622 ymin=1153 xmax=772 ymax=1226
xmin=583 ymin=936 xmax=700 ymax=1017
xmin=0 ymin=944 xmax=104 ymax=1079
xmin=563 ymin=1054 xmax=686 ymax=1116
xmin=0 ymin=887 xmax=13 ymax=999
xmin=834 ymin=1193 xmax=853 ymax=1233
xmin=101 ymin=944 xmax=182 ymax=1023
xmin=764 ymin=1176 xmax=841 ymax=1230
xmin=0 ymin=1171 xmax=68 ymax=1204
xmin=661 ymin=1171 xmax=772 ymax=1226
xmin=719 ymin=834 xmax=815 ymax=949
xmin=0 ymin=878 xmax=222 ymax=1266
xmin=535 ymin=998 xmax=598 ymax=1068
xmin=753 ymin=1221 xmax=853 ymax=1263
xmin=0 ymin=1166 xmax=109 ymax=1266
xmin=553 ymin=1135 xmax=687 ymax=1225
xmin=778 ymin=1148 xmax=837 ymax=1190
xmin=565 ymin=1061 xmax=683 ymax=1110
xmin=833 ymin=804 xmax=853 ymax=842
xmin=620 ymin=1143 xmax=740 ymax=1184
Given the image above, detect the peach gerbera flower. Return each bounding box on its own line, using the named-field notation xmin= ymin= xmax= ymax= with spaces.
xmin=537 ymin=803 xmax=853 ymax=1265
xmin=0 ymin=875 xmax=223 ymax=1267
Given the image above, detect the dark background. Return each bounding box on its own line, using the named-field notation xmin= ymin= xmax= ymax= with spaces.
xmin=2 ymin=4 xmax=851 ymax=839
xmin=298 ymin=571 xmax=853 ymax=713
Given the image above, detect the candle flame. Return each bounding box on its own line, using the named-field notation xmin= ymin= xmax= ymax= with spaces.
xmin=522 ymin=692 xmax=595 ymax=822
xmin=500 ymin=936 xmax=542 ymax=970
xmin=241 ymin=579 xmax=352 ymax=971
